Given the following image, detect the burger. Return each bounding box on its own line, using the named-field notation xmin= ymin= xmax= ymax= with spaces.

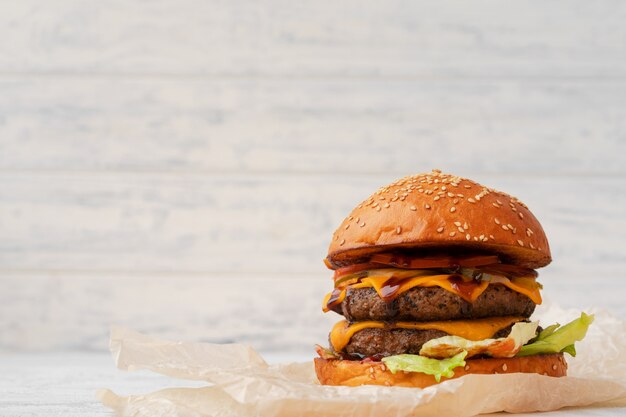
xmin=315 ymin=170 xmax=593 ymax=388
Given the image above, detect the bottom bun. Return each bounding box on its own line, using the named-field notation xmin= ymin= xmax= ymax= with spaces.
xmin=315 ymin=354 xmax=567 ymax=388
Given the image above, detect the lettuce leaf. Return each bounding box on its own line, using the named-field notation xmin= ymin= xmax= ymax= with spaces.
xmin=381 ymin=351 xmax=467 ymax=382
xmin=517 ymin=312 xmax=594 ymax=357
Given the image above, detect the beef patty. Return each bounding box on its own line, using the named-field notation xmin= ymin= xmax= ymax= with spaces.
xmin=341 ymin=323 xmax=518 ymax=359
xmin=337 ymin=284 xmax=535 ymax=322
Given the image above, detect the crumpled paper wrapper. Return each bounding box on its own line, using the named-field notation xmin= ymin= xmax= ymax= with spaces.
xmin=98 ymin=303 xmax=626 ymax=416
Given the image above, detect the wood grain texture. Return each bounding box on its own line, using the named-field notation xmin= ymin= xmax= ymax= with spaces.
xmin=1 ymin=175 xmax=624 ymax=275
xmin=1 ymin=175 xmax=624 ymax=352
xmin=1 ymin=1 xmax=626 ymax=77
xmin=0 ymin=272 xmax=336 ymax=352
xmin=1 ymin=0 xmax=625 ymax=354
xmin=1 ymin=78 xmax=625 ymax=174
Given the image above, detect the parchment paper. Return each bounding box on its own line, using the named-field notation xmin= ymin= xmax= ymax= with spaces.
xmin=98 ymin=303 xmax=626 ymax=416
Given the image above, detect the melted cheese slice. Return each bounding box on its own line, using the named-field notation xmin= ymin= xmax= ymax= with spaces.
xmin=329 ymin=316 xmax=525 ymax=352
xmin=322 ymin=274 xmax=541 ymax=312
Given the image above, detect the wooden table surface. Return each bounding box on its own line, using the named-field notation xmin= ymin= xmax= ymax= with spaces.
xmin=2 ymin=352 xmax=625 ymax=416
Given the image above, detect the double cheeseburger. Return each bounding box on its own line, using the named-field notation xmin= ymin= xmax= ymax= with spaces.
xmin=315 ymin=170 xmax=592 ymax=387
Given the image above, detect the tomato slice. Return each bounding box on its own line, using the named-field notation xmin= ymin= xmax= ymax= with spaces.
xmin=333 ymin=262 xmax=380 ymax=280
xmin=369 ymin=254 xmax=500 ymax=269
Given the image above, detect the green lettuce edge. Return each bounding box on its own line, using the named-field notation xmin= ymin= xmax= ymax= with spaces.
xmin=381 ymin=351 xmax=467 ymax=382
xmin=517 ymin=312 xmax=594 ymax=357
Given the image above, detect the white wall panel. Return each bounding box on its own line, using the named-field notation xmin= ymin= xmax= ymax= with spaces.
xmin=0 ymin=0 xmax=624 ymax=352
xmin=0 ymin=1 xmax=625 ymax=77
xmin=1 ymin=175 xmax=624 ymax=277
xmin=1 ymin=79 xmax=625 ymax=174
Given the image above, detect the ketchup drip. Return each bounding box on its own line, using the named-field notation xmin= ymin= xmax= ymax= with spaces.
xmin=378 ymin=278 xmax=403 ymax=302
xmin=325 ymin=288 xmax=343 ymax=310
xmin=448 ymin=275 xmax=480 ymax=300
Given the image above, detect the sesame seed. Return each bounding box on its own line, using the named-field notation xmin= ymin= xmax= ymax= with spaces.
xmin=375 ymin=206 xmax=381 ymax=212
xmin=356 ymin=217 xmax=360 ymax=223
xmin=457 ymin=194 xmax=464 ymax=198
xmin=454 ymin=221 xmax=462 ymax=227
xmin=494 ymin=218 xmax=500 ymax=225
xmin=437 ymin=227 xmax=444 ymax=233
xmin=458 ymin=226 xmax=464 ymax=233
xmin=447 ymin=192 xmax=454 ymax=198
xmin=449 ymin=231 xmax=456 ymax=237
xmin=450 ymin=207 xmax=456 ymax=213
xmin=479 ymin=234 xmax=485 ymax=240
xmin=473 ymin=236 xmax=479 ymax=241
xmin=530 ymin=242 xmax=535 ymax=249
xmin=502 ymin=225 xmax=509 ymax=230
xmin=396 ymin=226 xmax=402 ymax=234
xmin=466 ymin=234 xmax=471 ymax=240
xmin=441 ymin=186 xmax=447 ymax=191
xmin=464 ymin=185 xmax=471 ymax=189
xmin=384 ymin=202 xmax=390 ymax=208
xmin=340 ymin=239 xmax=345 ymax=246
xmin=359 ymin=222 xmax=366 ymax=227
xmin=517 ymin=240 xmax=524 ymax=246
xmin=518 ymin=212 xmax=524 ymax=219
xmin=425 ymin=204 xmax=431 ymax=209
xmin=463 ymin=222 xmax=468 ymax=230
xmin=492 ymin=203 xmax=500 ymax=208
xmin=464 ymin=365 xmax=470 ymax=371
xmin=410 ymin=205 xmax=417 ymax=211
xmin=468 ymin=198 xmax=476 ymax=203
xmin=489 ymin=234 xmax=495 ymax=240
xmin=496 ymin=200 xmax=503 ymax=205
xmin=453 ymin=199 xmax=459 ymax=204
xmin=344 ymin=224 xmax=350 ymax=230
xmin=502 ymin=364 xmax=508 ymax=371
xmin=434 ymin=196 xmax=440 ymax=201
xmin=552 ymin=364 xmax=557 ymax=371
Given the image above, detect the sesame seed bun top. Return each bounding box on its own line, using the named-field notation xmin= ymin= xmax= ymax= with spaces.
xmin=327 ymin=170 xmax=551 ymax=269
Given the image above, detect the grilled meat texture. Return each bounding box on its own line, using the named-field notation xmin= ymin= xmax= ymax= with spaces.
xmin=338 ymin=284 xmax=535 ymax=322
xmin=341 ymin=323 xmax=517 ymax=359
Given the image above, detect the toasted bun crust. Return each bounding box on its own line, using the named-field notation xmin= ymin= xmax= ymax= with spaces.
xmin=327 ymin=170 xmax=551 ymax=269
xmin=315 ymin=354 xmax=567 ymax=388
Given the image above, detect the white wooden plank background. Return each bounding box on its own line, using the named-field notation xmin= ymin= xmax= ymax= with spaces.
xmin=0 ymin=0 xmax=625 ymax=359
xmin=1 ymin=79 xmax=625 ymax=174
xmin=1 ymin=1 xmax=626 ymax=77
